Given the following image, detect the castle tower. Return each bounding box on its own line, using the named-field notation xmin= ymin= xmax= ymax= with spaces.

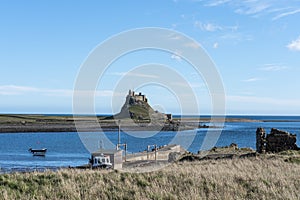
xmin=128 ymin=89 xmax=135 ymax=96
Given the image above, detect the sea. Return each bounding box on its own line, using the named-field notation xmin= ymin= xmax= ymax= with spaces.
xmin=0 ymin=115 xmax=299 ymax=173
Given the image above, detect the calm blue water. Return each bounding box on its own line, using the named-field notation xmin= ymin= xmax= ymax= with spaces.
xmin=0 ymin=116 xmax=299 ymax=173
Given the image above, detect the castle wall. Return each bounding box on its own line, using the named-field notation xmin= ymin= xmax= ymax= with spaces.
xmin=128 ymin=90 xmax=147 ymax=102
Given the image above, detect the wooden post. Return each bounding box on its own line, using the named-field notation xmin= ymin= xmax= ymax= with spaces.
xmin=117 ymin=120 xmax=121 ymax=150
xmin=124 ymin=143 xmax=127 ymax=162
xmin=154 ymin=144 xmax=157 ymax=161
xmin=147 ymin=145 xmax=150 ymax=160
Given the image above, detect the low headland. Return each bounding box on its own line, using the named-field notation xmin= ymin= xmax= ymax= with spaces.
xmin=0 ymin=113 xmax=298 ymax=133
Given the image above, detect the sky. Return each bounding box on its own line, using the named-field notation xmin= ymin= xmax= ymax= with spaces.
xmin=0 ymin=0 xmax=300 ymax=115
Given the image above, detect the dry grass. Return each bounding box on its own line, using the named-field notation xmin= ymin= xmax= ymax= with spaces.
xmin=1 ymin=157 xmax=300 ymax=200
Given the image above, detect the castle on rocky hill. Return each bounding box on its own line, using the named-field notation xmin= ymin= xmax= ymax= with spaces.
xmin=113 ymin=89 xmax=172 ymax=123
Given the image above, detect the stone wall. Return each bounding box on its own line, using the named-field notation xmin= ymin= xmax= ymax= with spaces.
xmin=256 ymin=128 xmax=299 ymax=153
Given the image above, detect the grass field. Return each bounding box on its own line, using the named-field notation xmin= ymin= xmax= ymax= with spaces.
xmin=0 ymin=114 xmax=74 ymax=124
xmin=1 ymin=155 xmax=300 ymax=200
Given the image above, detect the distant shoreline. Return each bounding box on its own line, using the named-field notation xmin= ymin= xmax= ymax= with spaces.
xmin=0 ymin=114 xmax=299 ymax=133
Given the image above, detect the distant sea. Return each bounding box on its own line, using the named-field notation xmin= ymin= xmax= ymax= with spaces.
xmin=0 ymin=115 xmax=299 ymax=173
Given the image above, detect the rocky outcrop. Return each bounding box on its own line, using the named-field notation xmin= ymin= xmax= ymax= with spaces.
xmin=256 ymin=128 xmax=299 ymax=153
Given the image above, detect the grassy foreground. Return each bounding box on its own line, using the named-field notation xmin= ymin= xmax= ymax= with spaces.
xmin=1 ymin=157 xmax=300 ymax=200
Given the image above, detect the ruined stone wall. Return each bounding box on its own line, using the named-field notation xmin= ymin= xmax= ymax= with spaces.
xmin=266 ymin=128 xmax=298 ymax=153
xmin=256 ymin=128 xmax=299 ymax=153
xmin=256 ymin=127 xmax=266 ymax=153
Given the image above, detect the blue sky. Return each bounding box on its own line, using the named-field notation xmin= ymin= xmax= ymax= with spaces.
xmin=1 ymin=0 xmax=300 ymax=115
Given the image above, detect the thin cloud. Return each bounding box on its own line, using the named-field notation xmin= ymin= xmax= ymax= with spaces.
xmin=220 ymin=32 xmax=253 ymax=42
xmin=287 ymin=36 xmax=300 ymax=51
xmin=205 ymin=0 xmax=231 ymax=7
xmin=194 ymin=21 xmax=222 ymax=32
xmin=194 ymin=21 xmax=238 ymax=32
xmin=273 ymin=8 xmax=300 ymax=20
xmin=203 ymin=0 xmax=300 ymax=20
xmin=171 ymin=82 xmax=191 ymax=88
xmin=171 ymin=54 xmax=182 ymax=62
xmin=190 ymin=83 xmax=206 ymax=89
xmin=168 ymin=33 xmax=182 ymax=40
xmin=0 ymin=85 xmax=39 ymax=95
xmin=193 ymin=20 xmax=243 ymax=43
xmin=74 ymin=90 xmax=115 ymax=97
xmin=44 ymin=89 xmax=73 ymax=97
xmin=259 ymin=64 xmax=288 ymax=71
xmin=0 ymin=85 xmax=73 ymax=97
xmin=184 ymin=42 xmax=200 ymax=49
xmin=170 ymin=49 xmax=183 ymax=62
xmin=227 ymin=95 xmax=300 ymax=107
xmin=213 ymin=42 xmax=219 ymax=49
xmin=0 ymin=84 xmax=113 ymax=97
xmin=235 ymin=3 xmax=270 ymax=15
xmin=242 ymin=77 xmax=261 ymax=82
xmin=170 ymin=81 xmax=205 ymax=89
xmin=111 ymin=72 xmax=159 ymax=79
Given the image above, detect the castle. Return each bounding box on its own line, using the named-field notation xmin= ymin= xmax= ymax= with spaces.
xmin=128 ymin=89 xmax=148 ymax=103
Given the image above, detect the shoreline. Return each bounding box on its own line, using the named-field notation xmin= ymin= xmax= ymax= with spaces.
xmin=0 ymin=114 xmax=299 ymax=133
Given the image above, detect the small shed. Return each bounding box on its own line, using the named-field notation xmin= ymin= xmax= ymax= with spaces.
xmin=91 ymin=149 xmax=123 ymax=170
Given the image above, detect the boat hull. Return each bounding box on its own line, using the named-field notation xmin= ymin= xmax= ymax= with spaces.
xmin=29 ymin=148 xmax=47 ymax=156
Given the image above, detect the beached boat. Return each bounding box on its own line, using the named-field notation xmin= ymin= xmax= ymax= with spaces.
xmin=28 ymin=148 xmax=47 ymax=156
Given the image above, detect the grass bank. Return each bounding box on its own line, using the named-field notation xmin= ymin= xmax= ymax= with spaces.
xmin=1 ymin=156 xmax=300 ymax=200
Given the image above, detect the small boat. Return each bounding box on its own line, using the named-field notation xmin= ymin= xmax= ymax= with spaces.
xmin=28 ymin=148 xmax=47 ymax=156
xmin=91 ymin=153 xmax=112 ymax=169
